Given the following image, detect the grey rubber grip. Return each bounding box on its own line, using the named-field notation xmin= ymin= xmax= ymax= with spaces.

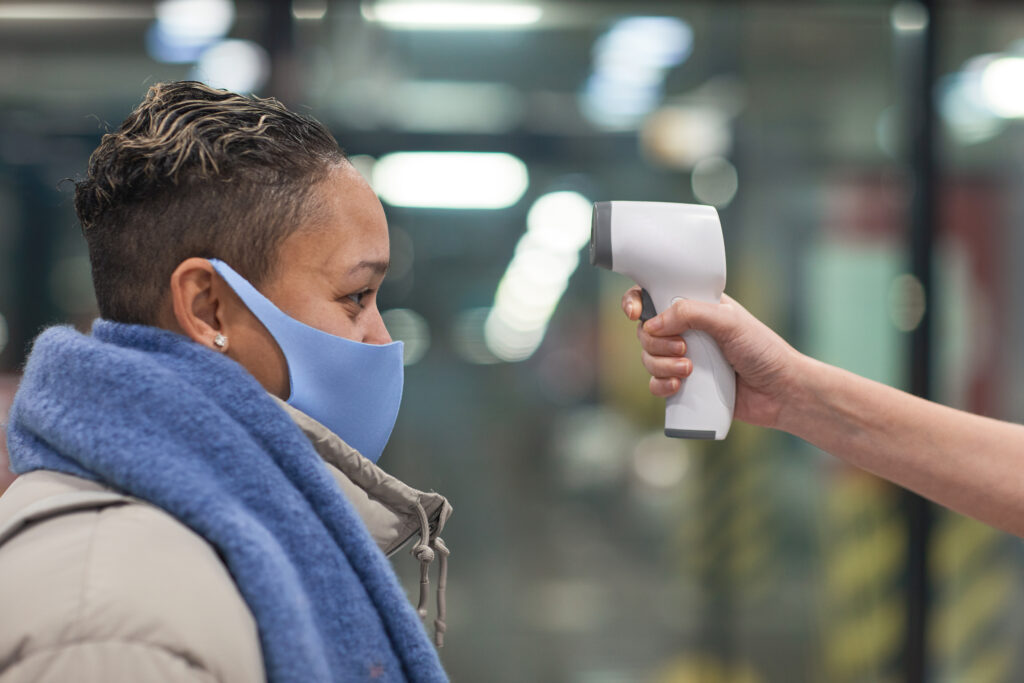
xmin=639 ymin=288 xmax=657 ymax=323
xmin=665 ymin=429 xmax=717 ymax=439
xmin=590 ymin=202 xmax=613 ymax=270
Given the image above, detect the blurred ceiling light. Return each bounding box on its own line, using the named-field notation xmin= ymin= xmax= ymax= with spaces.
xmin=527 ymin=191 xmax=593 ymax=250
xmin=381 ymin=308 xmax=431 ymax=365
xmin=156 ymin=0 xmax=234 ymax=43
xmin=691 ymin=156 xmax=738 ymax=208
xmin=148 ymin=0 xmax=235 ymax=63
xmin=0 ymin=3 xmax=152 ymax=20
xmin=484 ymin=313 xmax=546 ymax=362
xmin=980 ymin=56 xmax=1024 ymax=119
xmin=493 ymin=276 xmax=565 ymax=330
xmin=594 ymin=17 xmax=693 ymax=71
xmin=192 ymin=39 xmax=270 ymax=93
xmin=512 ymin=237 xmax=578 ymax=282
xmin=938 ymin=71 xmax=1005 ymax=145
xmin=890 ymin=1 xmax=928 ymax=33
xmin=372 ymin=152 xmax=528 ymax=209
xmin=484 ymin=191 xmax=592 ymax=362
xmin=293 ymin=0 xmax=327 ymax=20
xmin=581 ymin=16 xmax=693 ymax=130
xmin=581 ymin=76 xmax=660 ymax=129
xmin=640 ymin=105 xmax=732 ymax=170
xmin=361 ymin=2 xmax=542 ymax=29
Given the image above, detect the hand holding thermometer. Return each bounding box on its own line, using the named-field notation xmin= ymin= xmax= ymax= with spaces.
xmin=590 ymin=201 xmax=736 ymax=439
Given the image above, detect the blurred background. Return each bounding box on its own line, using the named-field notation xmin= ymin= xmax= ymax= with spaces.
xmin=3 ymin=0 xmax=1024 ymax=681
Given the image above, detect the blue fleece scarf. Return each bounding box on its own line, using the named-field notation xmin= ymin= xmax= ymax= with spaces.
xmin=5 ymin=321 xmax=447 ymax=683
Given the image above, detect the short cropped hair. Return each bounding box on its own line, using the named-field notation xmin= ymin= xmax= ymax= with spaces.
xmin=74 ymin=81 xmax=346 ymax=324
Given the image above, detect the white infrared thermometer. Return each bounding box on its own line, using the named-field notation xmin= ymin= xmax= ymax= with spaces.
xmin=591 ymin=201 xmax=736 ymax=439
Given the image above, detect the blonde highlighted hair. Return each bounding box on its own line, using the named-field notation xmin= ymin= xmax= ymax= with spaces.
xmin=75 ymin=81 xmax=346 ymax=324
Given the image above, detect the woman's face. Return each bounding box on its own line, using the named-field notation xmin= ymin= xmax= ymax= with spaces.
xmin=224 ymin=162 xmax=392 ymax=398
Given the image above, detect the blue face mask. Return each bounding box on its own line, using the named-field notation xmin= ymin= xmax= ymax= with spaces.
xmin=208 ymin=259 xmax=404 ymax=463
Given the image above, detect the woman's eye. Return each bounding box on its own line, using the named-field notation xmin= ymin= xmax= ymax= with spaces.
xmin=346 ymin=290 xmax=369 ymax=307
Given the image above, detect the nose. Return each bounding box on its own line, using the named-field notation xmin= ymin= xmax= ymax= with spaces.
xmin=365 ymin=307 xmax=393 ymax=345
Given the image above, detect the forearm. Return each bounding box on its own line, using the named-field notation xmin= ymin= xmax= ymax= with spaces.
xmin=780 ymin=355 xmax=1024 ymax=536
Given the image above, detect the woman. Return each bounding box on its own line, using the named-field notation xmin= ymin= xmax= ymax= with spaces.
xmin=0 ymin=82 xmax=450 ymax=682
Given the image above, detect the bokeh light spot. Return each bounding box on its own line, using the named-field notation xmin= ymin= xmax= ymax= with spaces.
xmin=691 ymin=156 xmax=738 ymax=208
xmin=381 ymin=308 xmax=430 ymax=365
xmin=888 ymin=273 xmax=927 ymax=332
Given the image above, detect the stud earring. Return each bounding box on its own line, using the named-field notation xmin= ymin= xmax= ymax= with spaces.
xmin=213 ymin=333 xmax=228 ymax=350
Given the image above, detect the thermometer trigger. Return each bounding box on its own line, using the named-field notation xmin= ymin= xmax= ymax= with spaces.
xmin=639 ymin=288 xmax=658 ymax=323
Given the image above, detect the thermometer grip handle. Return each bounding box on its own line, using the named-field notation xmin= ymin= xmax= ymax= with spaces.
xmin=636 ymin=288 xmax=736 ymax=439
xmin=664 ymin=330 xmax=736 ymax=440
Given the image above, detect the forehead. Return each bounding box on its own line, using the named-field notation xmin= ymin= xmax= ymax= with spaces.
xmin=276 ymin=163 xmax=390 ymax=277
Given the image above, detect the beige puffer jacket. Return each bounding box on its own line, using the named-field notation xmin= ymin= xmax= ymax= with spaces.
xmin=0 ymin=400 xmax=453 ymax=682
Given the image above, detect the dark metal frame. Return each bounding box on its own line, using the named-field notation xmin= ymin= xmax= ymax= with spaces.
xmin=897 ymin=0 xmax=938 ymax=681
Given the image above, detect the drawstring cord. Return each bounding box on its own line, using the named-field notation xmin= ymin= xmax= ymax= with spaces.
xmin=412 ymin=502 xmax=449 ymax=647
xmin=433 ymin=537 xmax=449 ymax=647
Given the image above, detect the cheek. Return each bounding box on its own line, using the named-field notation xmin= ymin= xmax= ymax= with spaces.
xmin=230 ymin=317 xmax=290 ymax=398
xmin=297 ymin=299 xmax=363 ymax=341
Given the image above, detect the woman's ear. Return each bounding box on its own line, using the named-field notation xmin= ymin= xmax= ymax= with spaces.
xmin=168 ymin=258 xmax=228 ymax=352
xmin=163 ymin=257 xmax=290 ymax=397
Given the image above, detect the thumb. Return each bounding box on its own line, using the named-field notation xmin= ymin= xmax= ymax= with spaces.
xmin=643 ymin=296 xmax=733 ymax=342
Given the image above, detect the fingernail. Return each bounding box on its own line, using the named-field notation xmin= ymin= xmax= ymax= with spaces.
xmin=672 ymin=341 xmax=686 ymax=355
xmin=677 ymin=360 xmax=690 ymax=374
xmin=645 ymin=316 xmax=663 ymax=332
xmin=626 ymin=301 xmax=634 ymax=318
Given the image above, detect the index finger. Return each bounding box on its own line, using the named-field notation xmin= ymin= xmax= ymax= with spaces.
xmin=644 ymin=297 xmax=726 ymax=338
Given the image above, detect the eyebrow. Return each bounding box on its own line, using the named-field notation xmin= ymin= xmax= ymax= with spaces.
xmin=349 ymin=260 xmax=390 ymax=276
